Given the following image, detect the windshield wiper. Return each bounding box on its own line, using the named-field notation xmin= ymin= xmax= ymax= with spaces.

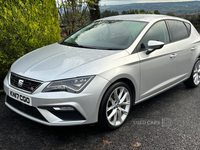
xmin=76 ymin=45 xmax=123 ymax=50
xmin=76 ymin=45 xmax=99 ymax=49
xmin=63 ymin=43 xmax=98 ymax=49
xmin=61 ymin=42 xmax=123 ymax=50
xmin=106 ymin=48 xmax=123 ymax=50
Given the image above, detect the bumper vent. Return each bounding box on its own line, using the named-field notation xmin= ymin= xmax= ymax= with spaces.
xmin=10 ymin=73 xmax=42 ymax=93
xmin=6 ymin=96 xmax=47 ymax=122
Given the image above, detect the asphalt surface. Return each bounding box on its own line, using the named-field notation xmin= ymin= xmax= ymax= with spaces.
xmin=0 ymin=83 xmax=200 ymax=150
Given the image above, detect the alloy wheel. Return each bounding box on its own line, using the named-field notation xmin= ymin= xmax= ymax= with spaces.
xmin=193 ymin=60 xmax=200 ymax=85
xmin=106 ymin=86 xmax=131 ymax=126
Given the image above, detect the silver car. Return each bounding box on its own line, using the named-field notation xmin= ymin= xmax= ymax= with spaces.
xmin=4 ymin=14 xmax=200 ymax=130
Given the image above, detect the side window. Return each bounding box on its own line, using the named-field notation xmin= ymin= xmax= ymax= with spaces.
xmin=140 ymin=21 xmax=170 ymax=51
xmin=167 ymin=20 xmax=189 ymax=42
xmin=185 ymin=22 xmax=191 ymax=35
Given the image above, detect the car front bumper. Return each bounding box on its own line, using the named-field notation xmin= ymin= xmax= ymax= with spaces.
xmin=4 ymin=74 xmax=109 ymax=126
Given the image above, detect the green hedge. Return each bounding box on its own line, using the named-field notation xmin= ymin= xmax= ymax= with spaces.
xmin=0 ymin=0 xmax=60 ymax=88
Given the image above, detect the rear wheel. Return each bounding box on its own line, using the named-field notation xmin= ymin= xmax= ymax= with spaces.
xmin=184 ymin=59 xmax=200 ymax=88
xmin=98 ymin=82 xmax=132 ymax=130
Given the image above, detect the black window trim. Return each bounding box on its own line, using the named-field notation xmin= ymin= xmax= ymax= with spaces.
xmin=165 ymin=19 xmax=190 ymax=43
xmin=134 ymin=19 xmax=171 ymax=53
xmin=184 ymin=22 xmax=191 ymax=37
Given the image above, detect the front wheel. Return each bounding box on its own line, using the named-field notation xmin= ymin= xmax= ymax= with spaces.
xmin=184 ymin=59 xmax=200 ymax=88
xmin=98 ymin=82 xmax=132 ymax=130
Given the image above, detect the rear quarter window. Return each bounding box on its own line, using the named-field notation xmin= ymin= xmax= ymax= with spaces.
xmin=184 ymin=22 xmax=191 ymax=35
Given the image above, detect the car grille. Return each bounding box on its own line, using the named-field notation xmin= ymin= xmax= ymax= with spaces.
xmin=10 ymin=73 xmax=42 ymax=93
xmin=6 ymin=96 xmax=47 ymax=122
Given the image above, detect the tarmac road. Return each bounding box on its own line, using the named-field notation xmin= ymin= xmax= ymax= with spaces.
xmin=0 ymin=83 xmax=200 ymax=150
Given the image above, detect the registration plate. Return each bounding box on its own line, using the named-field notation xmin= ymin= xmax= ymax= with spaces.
xmin=9 ymin=89 xmax=32 ymax=106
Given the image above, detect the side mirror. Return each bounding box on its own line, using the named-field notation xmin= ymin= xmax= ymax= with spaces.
xmin=146 ymin=40 xmax=165 ymax=55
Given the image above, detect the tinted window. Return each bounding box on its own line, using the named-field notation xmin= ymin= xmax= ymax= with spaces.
xmin=139 ymin=21 xmax=170 ymax=51
xmin=185 ymin=22 xmax=191 ymax=35
xmin=167 ymin=20 xmax=189 ymax=42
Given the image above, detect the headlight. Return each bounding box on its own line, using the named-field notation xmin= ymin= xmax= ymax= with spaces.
xmin=42 ymin=76 xmax=95 ymax=93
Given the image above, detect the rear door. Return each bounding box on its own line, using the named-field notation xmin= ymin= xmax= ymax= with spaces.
xmin=166 ymin=20 xmax=194 ymax=80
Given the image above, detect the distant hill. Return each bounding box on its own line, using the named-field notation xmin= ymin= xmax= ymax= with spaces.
xmin=100 ymin=1 xmax=200 ymax=15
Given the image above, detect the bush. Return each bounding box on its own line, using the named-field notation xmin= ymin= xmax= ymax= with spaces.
xmin=0 ymin=0 xmax=60 ymax=88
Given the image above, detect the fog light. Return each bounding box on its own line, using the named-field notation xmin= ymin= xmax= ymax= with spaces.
xmin=53 ymin=106 xmax=74 ymax=111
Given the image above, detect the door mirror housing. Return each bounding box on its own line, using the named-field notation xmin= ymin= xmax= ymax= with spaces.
xmin=146 ymin=40 xmax=165 ymax=55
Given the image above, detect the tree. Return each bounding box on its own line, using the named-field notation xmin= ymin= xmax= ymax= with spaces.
xmin=122 ymin=9 xmax=135 ymax=15
xmin=146 ymin=11 xmax=153 ymax=14
xmin=58 ymin=0 xmax=91 ymax=36
xmin=101 ymin=10 xmax=119 ymax=18
xmin=87 ymin=0 xmax=101 ymax=21
xmin=129 ymin=9 xmax=135 ymax=14
xmin=154 ymin=10 xmax=160 ymax=14
xmin=166 ymin=12 xmax=175 ymax=16
xmin=139 ymin=9 xmax=145 ymax=14
xmin=122 ymin=10 xmax=128 ymax=15
xmin=0 ymin=0 xmax=60 ymax=86
xmin=102 ymin=10 xmax=111 ymax=17
xmin=111 ymin=10 xmax=119 ymax=16
xmin=58 ymin=0 xmax=101 ymax=36
xmin=197 ymin=15 xmax=200 ymax=24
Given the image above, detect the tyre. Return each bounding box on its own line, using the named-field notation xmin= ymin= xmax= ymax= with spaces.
xmin=184 ymin=59 xmax=200 ymax=88
xmin=98 ymin=82 xmax=133 ymax=130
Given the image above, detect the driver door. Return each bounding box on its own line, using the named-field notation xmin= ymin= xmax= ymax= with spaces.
xmin=137 ymin=21 xmax=178 ymax=100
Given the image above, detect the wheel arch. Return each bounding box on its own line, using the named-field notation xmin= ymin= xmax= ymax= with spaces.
xmin=97 ymin=74 xmax=138 ymax=116
xmin=95 ymin=65 xmax=140 ymax=123
xmin=186 ymin=54 xmax=200 ymax=78
xmin=190 ymin=55 xmax=200 ymax=74
xmin=110 ymin=78 xmax=136 ymax=104
xmin=97 ymin=76 xmax=137 ymax=129
xmin=198 ymin=54 xmax=200 ymax=59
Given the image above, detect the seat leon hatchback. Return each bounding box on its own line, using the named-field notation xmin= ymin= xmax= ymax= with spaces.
xmin=4 ymin=14 xmax=200 ymax=130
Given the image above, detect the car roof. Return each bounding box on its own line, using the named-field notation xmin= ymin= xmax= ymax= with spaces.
xmin=98 ymin=14 xmax=188 ymax=23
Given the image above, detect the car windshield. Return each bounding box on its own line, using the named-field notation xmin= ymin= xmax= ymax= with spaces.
xmin=61 ymin=20 xmax=147 ymax=50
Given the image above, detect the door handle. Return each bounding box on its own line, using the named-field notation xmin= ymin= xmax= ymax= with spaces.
xmin=191 ymin=46 xmax=196 ymax=51
xmin=170 ymin=53 xmax=177 ymax=59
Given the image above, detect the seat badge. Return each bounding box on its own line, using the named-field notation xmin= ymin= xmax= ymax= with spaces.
xmin=18 ymin=79 xmax=24 ymax=87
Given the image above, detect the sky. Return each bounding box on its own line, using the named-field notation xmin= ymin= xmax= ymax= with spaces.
xmin=100 ymin=0 xmax=200 ymax=5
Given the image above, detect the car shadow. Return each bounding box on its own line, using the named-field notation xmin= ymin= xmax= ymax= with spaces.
xmin=1 ymin=83 xmax=193 ymax=141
